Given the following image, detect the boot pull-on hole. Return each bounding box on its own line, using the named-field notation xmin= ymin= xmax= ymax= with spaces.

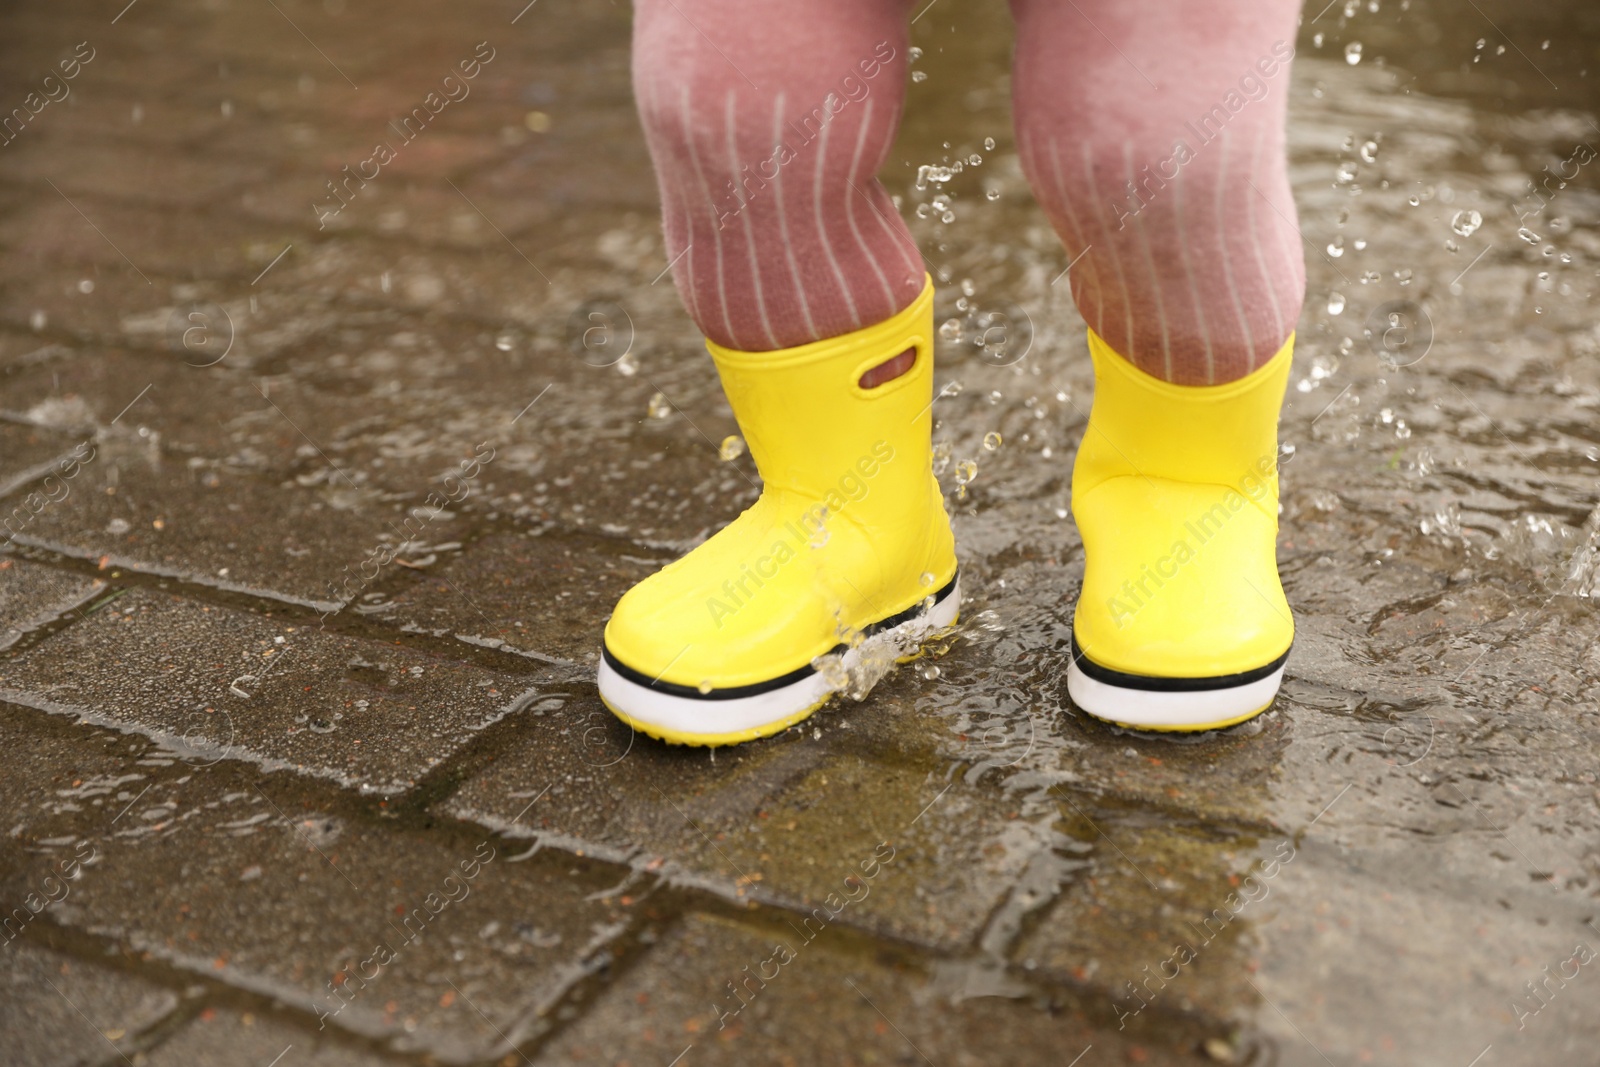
xmin=858 ymin=347 xmax=916 ymax=389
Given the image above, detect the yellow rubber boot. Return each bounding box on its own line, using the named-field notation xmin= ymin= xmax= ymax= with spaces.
xmin=599 ymin=277 xmax=959 ymax=746
xmin=1067 ymin=329 xmax=1295 ymax=731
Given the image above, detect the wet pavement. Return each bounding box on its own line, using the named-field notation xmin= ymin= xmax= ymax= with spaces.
xmin=3 ymin=0 xmax=1600 ymax=1064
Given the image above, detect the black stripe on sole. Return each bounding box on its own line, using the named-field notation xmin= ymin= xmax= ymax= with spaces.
xmin=602 ymin=571 xmax=959 ymax=701
xmin=1069 ymin=634 xmax=1291 ymax=693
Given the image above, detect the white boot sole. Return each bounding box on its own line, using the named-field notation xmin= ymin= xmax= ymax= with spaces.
xmin=599 ymin=575 xmax=961 ymax=745
xmin=1066 ymin=638 xmax=1289 ymax=732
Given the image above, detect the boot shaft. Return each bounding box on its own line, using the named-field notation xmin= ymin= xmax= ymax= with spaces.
xmin=1073 ymin=329 xmax=1294 ymax=522
xmin=708 ymin=280 xmax=940 ymax=525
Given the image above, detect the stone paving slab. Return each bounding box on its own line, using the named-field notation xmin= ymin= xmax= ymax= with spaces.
xmin=1251 ymin=834 xmax=1600 ymax=1066
xmin=1 ymin=138 xmax=271 ymax=211
xmin=0 ymin=710 xmax=636 ymax=1066
xmin=535 ymin=911 xmax=1209 ymax=1067
xmin=1014 ymin=818 xmax=1285 ymax=1029
xmin=3 ymin=436 xmax=475 ymax=613
xmin=376 ymin=528 xmax=662 ymax=666
xmin=439 ymin=684 xmax=1078 ymax=955
xmin=0 ymin=193 xmax=289 ymax=288
xmin=0 ymin=941 xmax=179 ymax=1067
xmin=142 ymin=1006 xmax=398 ymax=1067
xmin=0 ymin=558 xmax=105 ymax=652
xmin=0 ymin=417 xmax=86 ymax=501
xmin=0 ymin=587 xmax=547 ymax=795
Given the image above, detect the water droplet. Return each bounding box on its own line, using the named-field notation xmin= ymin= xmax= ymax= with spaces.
xmin=1407 ymin=195 xmax=1420 ymax=207
xmin=1444 ymin=239 xmax=1458 ymax=253
xmin=984 ymin=137 xmax=996 ymax=150
xmin=1327 ymin=291 xmax=1346 ymax=315
xmin=78 ymin=279 xmax=95 ymax=294
xmin=919 ymin=571 xmax=936 ymax=587
xmin=29 ymin=309 xmax=46 ymax=331
xmin=697 ymin=680 xmax=713 ymax=695
xmin=495 ymin=333 xmax=515 ymax=352
xmin=616 ymin=352 xmax=639 ymax=376
xmin=1450 ymin=209 xmax=1481 ymax=237
xmin=1395 ymin=268 xmax=1413 ymax=285
xmin=919 ymin=662 xmax=941 ymax=680
xmin=1518 ymin=227 xmax=1541 ymax=245
xmin=940 ymin=211 xmax=955 ymax=224
xmin=909 ymin=46 xmax=923 ymax=60
xmin=1344 ymin=42 xmax=1363 ymax=65
xmin=1335 ymin=161 xmax=1359 ymax=184
xmin=1353 ymin=238 xmax=1367 ymax=251
xmin=968 ymin=153 xmax=983 ymax=166
xmin=647 ymin=392 xmax=671 ymax=419
xmin=911 ymin=70 xmax=927 ymax=82
xmin=718 ymin=435 xmax=744 ymax=461
xmin=985 ymin=188 xmax=1000 ymax=201
xmin=983 ymin=431 xmax=1003 ymax=451
xmin=939 ymin=317 xmax=962 ymax=341
xmin=1359 ymin=140 xmax=1379 ymax=163
xmin=809 ymin=526 xmax=830 ymax=549
xmin=1312 ymin=32 xmax=1325 ymax=47
xmin=954 ymin=459 xmax=978 ymax=485
xmin=1327 ymin=235 xmax=1345 ymax=258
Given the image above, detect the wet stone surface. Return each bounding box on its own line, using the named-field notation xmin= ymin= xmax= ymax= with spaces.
xmin=140 ymin=1006 xmax=401 ymax=1067
xmin=0 ymin=557 xmax=104 ymax=651
xmin=440 ymin=686 xmax=1058 ymax=952
xmin=0 ymin=714 xmax=636 ymax=1066
xmin=535 ymin=911 xmax=1208 ymax=1066
xmin=0 ymin=941 xmax=180 ymax=1067
xmin=377 ymin=528 xmax=665 ymax=666
xmin=0 ymin=587 xmax=548 ymax=795
xmin=2 ymin=0 xmax=1600 ymax=1063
